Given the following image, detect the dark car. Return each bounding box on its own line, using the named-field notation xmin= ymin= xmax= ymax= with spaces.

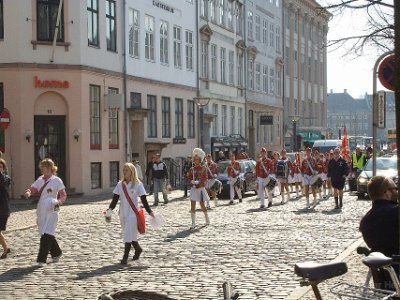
xmin=217 ymin=159 xmax=257 ymax=198
xmin=356 ymin=155 xmax=398 ymax=199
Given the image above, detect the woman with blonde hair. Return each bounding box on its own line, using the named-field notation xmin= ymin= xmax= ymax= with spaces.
xmin=106 ymin=163 xmax=154 ymax=264
xmin=24 ymin=158 xmax=67 ymax=265
xmin=0 ymin=158 xmax=11 ymax=259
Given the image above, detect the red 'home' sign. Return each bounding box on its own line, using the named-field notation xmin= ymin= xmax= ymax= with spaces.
xmin=34 ymin=76 xmax=70 ymax=89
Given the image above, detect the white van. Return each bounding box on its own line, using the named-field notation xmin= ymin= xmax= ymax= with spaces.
xmin=312 ymin=140 xmax=342 ymax=153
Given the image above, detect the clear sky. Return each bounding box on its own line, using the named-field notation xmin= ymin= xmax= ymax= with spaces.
xmin=322 ymin=1 xmax=388 ymax=98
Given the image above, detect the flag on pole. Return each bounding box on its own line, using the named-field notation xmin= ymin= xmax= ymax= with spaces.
xmin=341 ymin=126 xmax=349 ymax=159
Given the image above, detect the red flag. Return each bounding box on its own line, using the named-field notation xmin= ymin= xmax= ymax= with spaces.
xmin=341 ymin=126 xmax=349 ymax=159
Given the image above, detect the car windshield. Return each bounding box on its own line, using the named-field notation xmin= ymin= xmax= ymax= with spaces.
xmin=217 ymin=160 xmax=254 ymax=174
xmin=364 ymin=156 xmax=397 ymax=171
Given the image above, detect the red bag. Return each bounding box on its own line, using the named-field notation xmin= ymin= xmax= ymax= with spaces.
xmin=122 ymin=182 xmax=146 ymax=234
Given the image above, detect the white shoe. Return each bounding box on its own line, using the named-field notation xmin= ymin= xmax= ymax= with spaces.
xmin=52 ymin=253 xmax=63 ymax=263
xmin=36 ymin=262 xmax=46 ymax=267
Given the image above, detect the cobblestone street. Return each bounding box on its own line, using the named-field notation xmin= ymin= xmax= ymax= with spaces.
xmin=0 ymin=190 xmax=371 ymax=299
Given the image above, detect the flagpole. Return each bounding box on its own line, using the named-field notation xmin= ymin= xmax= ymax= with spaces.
xmin=50 ymin=0 xmax=64 ymax=63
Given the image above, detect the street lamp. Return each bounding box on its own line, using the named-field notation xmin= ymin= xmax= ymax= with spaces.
xmin=291 ymin=116 xmax=300 ymax=152
xmin=194 ymin=97 xmax=210 ymax=150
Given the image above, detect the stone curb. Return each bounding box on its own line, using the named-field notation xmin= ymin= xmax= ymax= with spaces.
xmin=286 ymin=237 xmax=365 ymax=299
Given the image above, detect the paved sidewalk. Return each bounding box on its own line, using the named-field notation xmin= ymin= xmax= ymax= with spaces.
xmin=1 ymin=190 xmax=372 ymax=299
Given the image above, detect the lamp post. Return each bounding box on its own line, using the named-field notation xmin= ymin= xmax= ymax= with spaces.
xmin=194 ymin=97 xmax=210 ymax=150
xmin=291 ymin=116 xmax=300 ymax=152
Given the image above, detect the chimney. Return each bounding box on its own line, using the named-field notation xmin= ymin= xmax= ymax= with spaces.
xmin=344 ymin=89 xmax=347 ymax=94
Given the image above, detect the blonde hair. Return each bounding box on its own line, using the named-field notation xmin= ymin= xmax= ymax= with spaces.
xmin=39 ymin=158 xmax=58 ymax=175
xmin=122 ymin=162 xmax=139 ymax=184
xmin=0 ymin=158 xmax=7 ymax=173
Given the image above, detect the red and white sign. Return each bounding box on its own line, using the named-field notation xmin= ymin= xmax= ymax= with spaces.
xmin=0 ymin=109 xmax=10 ymax=130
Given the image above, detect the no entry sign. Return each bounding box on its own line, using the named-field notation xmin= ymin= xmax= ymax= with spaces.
xmin=378 ymin=54 xmax=395 ymax=91
xmin=0 ymin=109 xmax=10 ymax=129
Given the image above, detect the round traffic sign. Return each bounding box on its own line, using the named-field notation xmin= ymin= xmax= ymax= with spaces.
xmin=0 ymin=109 xmax=10 ymax=130
xmin=378 ymin=54 xmax=395 ymax=91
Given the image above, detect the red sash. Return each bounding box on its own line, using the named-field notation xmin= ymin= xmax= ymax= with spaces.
xmin=121 ymin=182 xmax=146 ymax=234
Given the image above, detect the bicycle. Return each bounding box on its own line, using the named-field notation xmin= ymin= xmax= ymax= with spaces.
xmin=294 ymin=252 xmax=400 ymax=299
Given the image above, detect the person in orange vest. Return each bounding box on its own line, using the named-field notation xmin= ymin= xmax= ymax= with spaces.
xmin=227 ymin=152 xmax=243 ymax=205
xmin=256 ymin=148 xmax=273 ymax=208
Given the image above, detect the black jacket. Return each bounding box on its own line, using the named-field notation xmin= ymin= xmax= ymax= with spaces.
xmin=0 ymin=172 xmax=11 ymax=218
xmin=360 ymin=199 xmax=399 ymax=257
xmin=151 ymin=162 xmax=168 ymax=180
xmin=327 ymin=157 xmax=349 ymax=182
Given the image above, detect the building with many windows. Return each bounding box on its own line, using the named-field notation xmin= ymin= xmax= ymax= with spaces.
xmin=0 ymin=0 xmax=197 ymax=196
xmin=283 ymin=0 xmax=330 ymax=150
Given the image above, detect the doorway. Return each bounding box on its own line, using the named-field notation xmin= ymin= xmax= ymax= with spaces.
xmin=34 ymin=116 xmax=66 ymax=184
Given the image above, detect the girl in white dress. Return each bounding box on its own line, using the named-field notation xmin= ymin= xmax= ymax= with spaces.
xmin=24 ymin=159 xmax=67 ymax=265
xmin=106 ymin=163 xmax=154 ymax=265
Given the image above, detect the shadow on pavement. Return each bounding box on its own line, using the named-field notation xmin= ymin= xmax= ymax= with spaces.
xmin=75 ymin=264 xmax=149 ymax=280
xmin=0 ymin=265 xmax=41 ymax=282
xmin=321 ymin=209 xmax=343 ymax=215
xmin=246 ymin=207 xmax=268 ymax=213
xmin=294 ymin=208 xmax=318 ymax=214
xmin=163 ymin=225 xmax=207 ymax=242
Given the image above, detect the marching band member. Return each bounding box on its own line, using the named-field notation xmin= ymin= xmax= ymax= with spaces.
xmin=301 ymin=148 xmax=317 ymax=209
xmin=187 ymin=148 xmax=210 ymax=229
xmin=24 ymin=158 xmax=67 ymax=266
xmin=289 ymin=152 xmax=303 ymax=199
xmin=227 ymin=152 xmax=242 ymax=205
xmin=205 ymin=154 xmax=220 ymax=208
xmin=256 ymin=148 xmax=273 ymax=208
xmin=276 ymin=149 xmax=291 ymax=204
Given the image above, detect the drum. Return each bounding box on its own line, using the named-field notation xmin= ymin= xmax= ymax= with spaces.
xmin=264 ymin=175 xmax=277 ymax=191
xmin=310 ymin=175 xmax=323 ymax=189
xmin=210 ymin=179 xmax=222 ymax=194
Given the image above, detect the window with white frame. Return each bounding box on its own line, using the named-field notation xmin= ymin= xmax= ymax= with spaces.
xmin=90 ymin=85 xmax=101 ymax=149
xmin=247 ymin=11 xmax=253 ymax=39
xmin=262 ymin=65 xmax=268 ymax=93
xmin=185 ymin=30 xmax=193 ymax=71
xmin=210 ymin=0 xmax=216 ymax=22
xmin=228 ymin=50 xmax=234 ymax=85
xmin=218 ymin=0 xmax=225 ymax=26
xmin=275 ymin=26 xmax=281 ymax=52
xmin=147 ymin=95 xmax=157 ymax=137
xmin=212 ymin=103 xmax=218 ymax=136
xmin=248 ymin=59 xmax=254 ymax=90
xmin=211 ymin=44 xmax=217 ymax=80
xmin=201 ymin=41 xmax=208 ymax=78
xmin=108 ymin=87 xmax=119 ymax=149
xmin=200 ymin=0 xmax=208 ymax=18
xmin=227 ymin=0 xmax=233 ymax=29
xmin=188 ymin=100 xmax=195 ymax=138
xmin=161 ymin=96 xmax=170 ymax=138
xmin=106 ymin=0 xmax=116 ymax=51
xmin=255 ymin=15 xmax=260 ymax=42
xmin=160 ymin=21 xmax=169 ymax=65
xmin=230 ymin=106 xmax=235 ymax=134
xmin=238 ymin=107 xmax=243 ymax=136
xmin=269 ymin=67 xmax=275 ymax=94
xmin=145 ymin=15 xmax=155 ymax=61
xmin=128 ymin=8 xmax=139 ymax=57
xmin=175 ymin=98 xmax=183 ymax=137
xmin=87 ymin=0 xmax=99 ymax=46
xmin=262 ymin=19 xmax=268 ymax=44
xmin=173 ymin=25 xmax=182 ymax=68
xmin=236 ymin=3 xmax=243 ymax=35
xmin=276 ymin=70 xmax=281 ymax=96
xmin=222 ymin=105 xmax=227 ymax=136
xmin=220 ymin=47 xmax=226 ymax=83
xmin=269 ymin=23 xmax=275 ymax=48
xmin=37 ymin=0 xmax=64 ymax=42
xmin=255 ymin=63 xmax=261 ymax=91
xmin=237 ymin=53 xmax=243 ymax=86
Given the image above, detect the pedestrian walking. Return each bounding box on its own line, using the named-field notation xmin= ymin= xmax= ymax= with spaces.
xmin=182 ymin=155 xmax=192 ymax=198
xmin=205 ymin=153 xmax=220 ymax=207
xmin=24 ymin=158 xmax=67 ymax=266
xmin=186 ymin=148 xmax=210 ymax=229
xmin=256 ymin=148 xmax=273 ymax=208
xmin=151 ymin=153 xmax=169 ymax=206
xmin=0 ymin=158 xmax=11 ymax=259
xmin=314 ymin=151 xmax=325 ymax=202
xmin=327 ymin=148 xmax=349 ymax=209
xmin=145 ymin=155 xmax=156 ymax=195
xmin=325 ymin=151 xmax=333 ymax=198
xmin=106 ymin=163 xmax=154 ymax=264
xmin=301 ymin=148 xmax=317 ymax=209
xmin=227 ymin=152 xmax=242 ymax=205
xmin=132 ymin=160 xmax=143 ymax=181
xmin=276 ymin=149 xmax=291 ymax=204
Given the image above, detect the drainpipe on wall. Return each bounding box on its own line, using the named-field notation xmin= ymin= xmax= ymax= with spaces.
xmin=122 ymin=0 xmax=129 ymax=162
xmin=195 ymin=0 xmax=200 ymax=148
xmin=243 ymin=1 xmax=248 ymax=142
xmin=281 ymin=0 xmax=286 ymax=148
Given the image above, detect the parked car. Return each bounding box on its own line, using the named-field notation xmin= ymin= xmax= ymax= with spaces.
xmin=217 ymin=159 xmax=257 ymax=198
xmin=356 ymin=155 xmax=398 ymax=199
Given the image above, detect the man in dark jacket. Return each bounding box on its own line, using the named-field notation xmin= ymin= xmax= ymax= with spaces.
xmin=327 ymin=148 xmax=349 ymax=209
xmin=152 ymin=153 xmax=169 ymax=206
xmin=360 ymin=175 xmax=399 ymax=289
xmin=145 ymin=155 xmax=156 ymax=195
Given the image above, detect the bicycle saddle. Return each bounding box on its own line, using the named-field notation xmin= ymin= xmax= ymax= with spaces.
xmin=362 ymin=252 xmax=393 ymax=268
xmin=294 ymin=261 xmax=348 ymax=281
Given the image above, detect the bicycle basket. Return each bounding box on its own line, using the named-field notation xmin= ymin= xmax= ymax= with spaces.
xmin=330 ymin=282 xmax=396 ymax=300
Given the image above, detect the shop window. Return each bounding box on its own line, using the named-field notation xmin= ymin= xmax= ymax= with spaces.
xmin=91 ymin=162 xmax=102 ymax=189
xmin=87 ymin=0 xmax=99 ymax=47
xmin=106 ymin=0 xmax=116 ymax=52
xmin=108 ymin=87 xmax=119 ymax=149
xmin=109 ymin=161 xmax=119 ymax=187
xmin=90 ymin=85 xmax=101 ymax=149
xmin=0 ymin=0 xmax=3 ymax=39
xmin=37 ymin=0 xmax=64 ymax=42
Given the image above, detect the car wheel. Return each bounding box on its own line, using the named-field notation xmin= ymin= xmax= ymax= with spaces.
xmin=357 ymin=192 xmax=365 ymax=200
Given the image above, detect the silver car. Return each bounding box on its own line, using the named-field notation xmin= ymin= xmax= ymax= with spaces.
xmin=357 ymin=155 xmax=398 ymax=199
